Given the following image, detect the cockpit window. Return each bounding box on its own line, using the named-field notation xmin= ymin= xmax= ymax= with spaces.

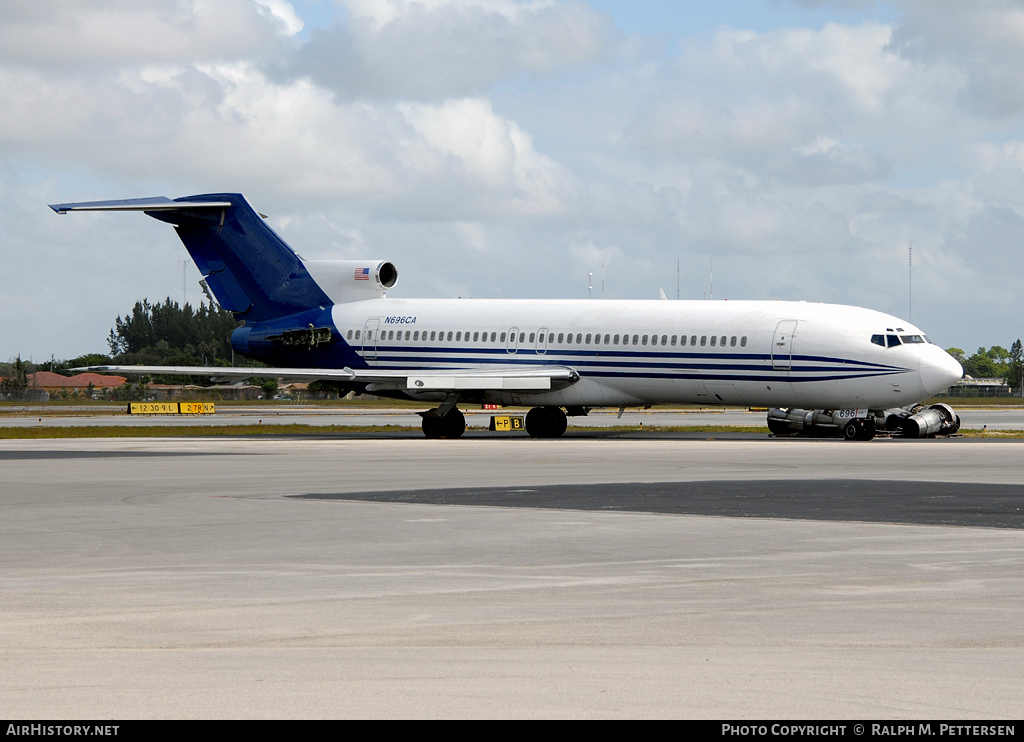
xmin=886 ymin=334 xmax=901 ymax=347
xmin=900 ymin=335 xmax=925 ymax=344
xmin=871 ymin=334 xmax=885 ymax=347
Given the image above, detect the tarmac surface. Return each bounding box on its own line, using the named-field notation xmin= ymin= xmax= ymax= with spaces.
xmin=1 ymin=434 xmax=1022 ymax=718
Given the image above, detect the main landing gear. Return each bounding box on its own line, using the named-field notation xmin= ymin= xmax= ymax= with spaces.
xmin=421 ymin=407 xmax=466 ymax=439
xmin=525 ymin=406 xmax=567 ymax=438
xmin=419 ymin=404 xmax=569 ymax=439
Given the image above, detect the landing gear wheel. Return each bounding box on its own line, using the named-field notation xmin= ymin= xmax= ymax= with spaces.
xmin=843 ymin=421 xmax=860 ymax=441
xmin=525 ymin=407 xmax=567 ymax=438
xmin=442 ymin=408 xmax=466 ymax=438
xmin=421 ymin=408 xmax=466 ymax=439
xmin=422 ymin=413 xmax=443 ymax=439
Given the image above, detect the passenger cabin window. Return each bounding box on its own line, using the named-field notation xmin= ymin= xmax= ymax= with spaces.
xmin=740 ymin=336 xmax=747 ymax=347
xmin=710 ymin=336 xmax=716 ymax=347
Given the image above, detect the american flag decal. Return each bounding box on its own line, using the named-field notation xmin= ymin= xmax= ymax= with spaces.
xmin=354 ymin=267 xmax=370 ymax=281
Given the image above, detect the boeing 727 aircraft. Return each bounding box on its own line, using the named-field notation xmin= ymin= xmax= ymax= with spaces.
xmin=50 ymin=193 xmax=964 ymax=439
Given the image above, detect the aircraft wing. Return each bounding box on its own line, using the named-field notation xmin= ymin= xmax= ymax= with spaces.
xmin=74 ymin=365 xmax=580 ymax=392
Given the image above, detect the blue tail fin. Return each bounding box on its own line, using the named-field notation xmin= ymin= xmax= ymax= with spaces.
xmin=50 ymin=193 xmax=331 ymax=321
xmin=150 ymin=194 xmax=330 ymax=321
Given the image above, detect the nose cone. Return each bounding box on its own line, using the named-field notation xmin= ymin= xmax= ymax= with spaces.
xmin=920 ymin=346 xmax=963 ymax=396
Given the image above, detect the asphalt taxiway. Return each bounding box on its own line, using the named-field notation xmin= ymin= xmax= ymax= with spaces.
xmin=1 ymin=435 xmax=1022 ymax=718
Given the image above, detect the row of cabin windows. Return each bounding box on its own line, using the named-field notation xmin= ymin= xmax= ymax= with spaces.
xmin=345 ymin=328 xmax=748 ymax=348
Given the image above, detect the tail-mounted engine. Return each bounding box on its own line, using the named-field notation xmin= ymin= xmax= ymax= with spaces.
xmin=303 ymin=260 xmax=398 ymax=303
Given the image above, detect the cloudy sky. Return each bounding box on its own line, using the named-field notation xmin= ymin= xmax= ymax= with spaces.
xmin=3 ymin=0 xmax=1023 ymax=361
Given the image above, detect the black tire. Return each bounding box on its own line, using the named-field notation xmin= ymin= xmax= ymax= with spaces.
xmin=546 ymin=407 xmax=567 ymax=438
xmin=525 ymin=407 xmax=547 ymax=438
xmin=422 ymin=411 xmax=443 ymax=439
xmin=843 ymin=421 xmax=860 ymax=441
xmin=441 ymin=408 xmax=466 ymax=439
xmin=525 ymin=407 xmax=567 ymax=438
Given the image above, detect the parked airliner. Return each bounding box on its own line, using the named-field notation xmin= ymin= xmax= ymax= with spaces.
xmin=50 ymin=193 xmax=963 ymax=439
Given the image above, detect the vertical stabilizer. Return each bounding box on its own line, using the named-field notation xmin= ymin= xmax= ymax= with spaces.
xmin=50 ymin=193 xmax=332 ymax=321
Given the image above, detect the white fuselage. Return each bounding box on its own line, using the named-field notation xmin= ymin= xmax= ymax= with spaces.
xmin=329 ymin=298 xmax=963 ymax=410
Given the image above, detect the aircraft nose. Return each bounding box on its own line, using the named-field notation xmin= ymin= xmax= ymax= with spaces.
xmin=920 ymin=347 xmax=963 ymax=396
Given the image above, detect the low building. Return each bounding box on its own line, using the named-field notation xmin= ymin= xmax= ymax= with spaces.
xmin=26 ymin=371 xmax=127 ymax=399
xmin=942 ymin=376 xmax=1012 ymax=397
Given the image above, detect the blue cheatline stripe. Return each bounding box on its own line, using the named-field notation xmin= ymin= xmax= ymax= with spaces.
xmin=373 ymin=354 xmax=901 ymax=375
xmin=362 ymin=349 xmax=910 ymax=376
xmin=357 ymin=358 xmax=910 ymax=384
xmin=366 ymin=343 xmax=905 ymax=372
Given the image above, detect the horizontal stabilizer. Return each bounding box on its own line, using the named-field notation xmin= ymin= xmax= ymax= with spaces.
xmin=49 ymin=197 xmax=232 ymax=214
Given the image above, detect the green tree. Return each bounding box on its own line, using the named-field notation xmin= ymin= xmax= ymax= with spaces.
xmin=0 ymin=355 xmax=29 ymax=392
xmin=1009 ymin=339 xmax=1023 ymax=396
xmin=107 ymin=294 xmax=240 ymax=381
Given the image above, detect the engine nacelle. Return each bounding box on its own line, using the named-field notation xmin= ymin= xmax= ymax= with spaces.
xmin=893 ymin=403 xmax=960 ymax=438
xmin=303 ymin=260 xmax=398 ymax=303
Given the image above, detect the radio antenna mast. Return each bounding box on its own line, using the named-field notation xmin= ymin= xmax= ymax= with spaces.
xmin=908 ymin=241 xmax=912 ymax=323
